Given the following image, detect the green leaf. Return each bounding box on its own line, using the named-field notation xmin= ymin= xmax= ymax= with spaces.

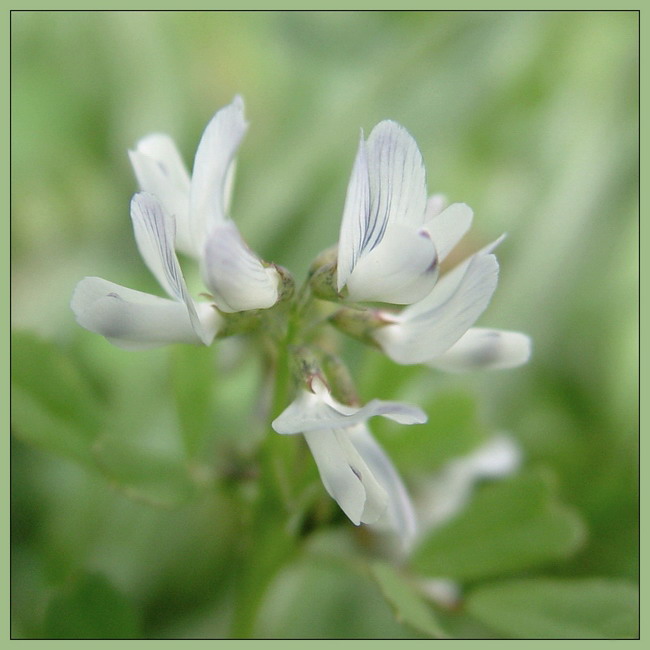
xmin=93 ymin=436 xmax=200 ymax=508
xmin=370 ymin=562 xmax=449 ymax=639
xmin=411 ymin=469 xmax=586 ymax=581
xmin=374 ymin=390 xmax=485 ymax=472
xmin=44 ymin=572 xmax=141 ymax=639
xmin=466 ymin=577 xmax=639 ymax=639
xmin=170 ymin=344 xmax=217 ymax=459
xmin=11 ymin=331 xmax=104 ymax=466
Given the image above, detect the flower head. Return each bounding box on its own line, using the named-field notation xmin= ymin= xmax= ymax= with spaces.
xmin=336 ymin=121 xmax=473 ymax=305
xmin=72 ymin=193 xmax=220 ymax=349
xmin=128 ymin=95 xmax=280 ymax=313
xmin=72 ymin=97 xmax=283 ymax=348
xmin=272 ymin=377 xmax=426 ymax=547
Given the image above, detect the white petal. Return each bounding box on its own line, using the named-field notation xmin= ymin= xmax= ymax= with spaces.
xmin=401 ymin=235 xmax=505 ymax=321
xmin=128 ymin=134 xmax=194 ymax=256
xmin=427 ymin=328 xmax=532 ymax=372
xmin=302 ymin=429 xmax=368 ymax=525
xmin=189 ymin=96 xmax=248 ymax=248
xmin=424 ymin=194 xmax=447 ymax=220
xmin=337 ymin=131 xmax=370 ymax=291
xmin=345 ymin=223 xmax=438 ymax=304
xmin=272 ymin=388 xmax=427 ymax=435
xmin=348 ymin=425 xmax=417 ymax=548
xmin=130 ymin=193 xmax=212 ymax=344
xmin=423 ymin=202 xmax=473 ymax=262
xmin=71 ymin=277 xmax=216 ymax=349
xmin=374 ymin=252 xmax=500 ymax=364
xmin=200 ymin=222 xmax=279 ymax=313
xmin=337 ymin=121 xmax=428 ymax=292
xmin=417 ymin=435 xmax=521 ymax=533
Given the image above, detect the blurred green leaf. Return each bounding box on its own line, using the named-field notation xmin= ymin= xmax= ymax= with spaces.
xmin=370 ymin=562 xmax=448 ymax=639
xmin=411 ymin=469 xmax=586 ymax=581
xmin=375 ymin=390 xmax=484 ymax=473
xmin=466 ymin=577 xmax=639 ymax=639
xmin=92 ymin=436 xmax=200 ymax=508
xmin=44 ymin=572 xmax=141 ymax=639
xmin=170 ymin=344 xmax=216 ymax=459
xmin=11 ymin=331 xmax=104 ymax=466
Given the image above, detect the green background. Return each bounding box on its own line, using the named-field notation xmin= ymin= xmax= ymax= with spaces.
xmin=11 ymin=10 xmax=638 ymax=639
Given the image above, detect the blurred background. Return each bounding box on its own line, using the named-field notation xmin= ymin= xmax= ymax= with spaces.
xmin=11 ymin=10 xmax=638 ymax=639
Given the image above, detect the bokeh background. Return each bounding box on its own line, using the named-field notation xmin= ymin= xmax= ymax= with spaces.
xmin=11 ymin=10 xmax=638 ymax=639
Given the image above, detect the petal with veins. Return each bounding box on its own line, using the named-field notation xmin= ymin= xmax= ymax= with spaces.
xmin=130 ymin=193 xmax=212 ymax=344
xmin=345 ymin=223 xmax=438 ymax=304
xmin=337 ymin=121 xmax=428 ymax=298
xmin=128 ymin=133 xmax=194 ymax=256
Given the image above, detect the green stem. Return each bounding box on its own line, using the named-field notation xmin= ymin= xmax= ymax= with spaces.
xmin=229 ymin=302 xmax=304 ymax=638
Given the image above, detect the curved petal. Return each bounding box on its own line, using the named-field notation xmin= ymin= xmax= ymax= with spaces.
xmin=374 ymin=252 xmax=500 ymax=364
xmin=130 ymin=193 xmax=213 ymax=344
xmin=345 ymin=222 xmax=438 ymax=304
xmin=71 ymin=277 xmax=215 ymax=349
xmin=398 ymin=234 xmax=505 ymax=321
xmin=303 ymin=429 xmax=368 ymax=526
xmin=424 ymin=193 xmax=447 ymax=220
xmin=348 ymin=424 xmax=417 ymax=548
xmin=189 ymin=96 xmax=248 ymax=248
xmin=337 ymin=131 xmax=370 ymax=291
xmin=128 ymin=133 xmax=194 ymax=256
xmin=427 ymin=328 xmax=532 ymax=372
xmin=423 ymin=202 xmax=473 ymax=263
xmin=337 ymin=120 xmax=428 ymax=293
xmin=201 ymin=222 xmax=279 ymax=313
xmin=272 ymin=387 xmax=427 ymax=435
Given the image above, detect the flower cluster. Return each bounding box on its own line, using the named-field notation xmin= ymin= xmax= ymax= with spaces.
xmin=72 ymin=97 xmax=531 ymax=546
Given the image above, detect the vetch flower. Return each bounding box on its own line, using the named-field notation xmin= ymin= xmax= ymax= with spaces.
xmin=372 ymin=234 xmax=532 ymax=369
xmin=128 ymin=96 xmax=280 ymax=313
xmin=415 ymin=435 xmax=522 ymax=533
xmin=272 ymin=377 xmax=425 ymax=547
xmin=336 ymin=120 xmax=474 ymax=305
xmin=72 ymin=193 xmax=221 ymax=349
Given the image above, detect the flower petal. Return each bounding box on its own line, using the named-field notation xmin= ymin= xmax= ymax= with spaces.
xmin=423 ymin=202 xmax=473 ymax=262
xmin=130 ymin=193 xmax=213 ymax=344
xmin=302 ymin=429 xmax=368 ymax=525
xmin=374 ymin=252 xmax=500 ymax=364
xmin=427 ymin=328 xmax=532 ymax=372
xmin=128 ymin=133 xmax=194 ymax=256
xmin=401 ymin=235 xmax=505 ymax=321
xmin=337 ymin=121 xmax=427 ymax=292
xmin=348 ymin=424 xmax=417 ymax=548
xmin=337 ymin=131 xmax=370 ymax=291
xmin=189 ymin=96 xmax=248 ymax=248
xmin=201 ymin=222 xmax=279 ymax=313
xmin=345 ymin=223 xmax=438 ymax=304
xmin=71 ymin=277 xmax=219 ymax=349
xmin=272 ymin=387 xmax=427 ymax=435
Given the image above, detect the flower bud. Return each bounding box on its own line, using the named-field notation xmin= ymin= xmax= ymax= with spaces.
xmin=328 ymin=306 xmax=392 ymax=346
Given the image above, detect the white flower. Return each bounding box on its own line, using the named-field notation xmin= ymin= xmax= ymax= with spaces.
xmin=372 ymin=233 xmax=532 ymax=370
xmin=72 ymin=193 xmax=221 ymax=349
xmin=128 ymin=95 xmax=280 ymax=313
xmin=272 ymin=377 xmax=425 ymax=547
xmin=415 ymin=435 xmax=522 ymax=534
xmin=336 ymin=121 xmax=474 ymax=305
